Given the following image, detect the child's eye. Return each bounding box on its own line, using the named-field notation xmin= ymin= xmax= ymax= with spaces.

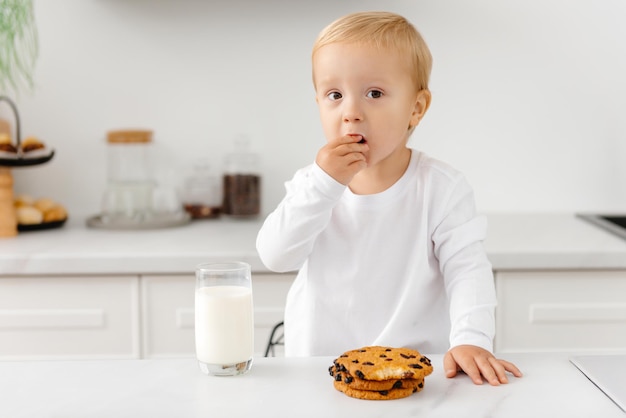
xmin=367 ymin=90 xmax=383 ymax=99
xmin=327 ymin=91 xmax=342 ymax=101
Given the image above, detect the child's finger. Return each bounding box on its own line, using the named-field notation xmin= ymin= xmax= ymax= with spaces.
xmin=443 ymin=351 xmax=458 ymax=378
xmin=501 ymin=359 xmax=523 ymax=377
xmin=488 ymin=357 xmax=508 ymax=384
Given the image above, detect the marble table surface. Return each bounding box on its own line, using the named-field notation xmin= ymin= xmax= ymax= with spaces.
xmin=1 ymin=352 xmax=624 ymax=418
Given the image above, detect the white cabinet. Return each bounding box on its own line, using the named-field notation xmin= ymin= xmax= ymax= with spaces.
xmin=250 ymin=273 xmax=293 ymax=357
xmin=494 ymin=270 xmax=626 ymax=353
xmin=0 ymin=275 xmax=140 ymax=360
xmin=141 ymin=273 xmax=293 ymax=359
xmin=0 ymin=272 xmax=294 ymax=361
xmin=4 ymin=269 xmax=624 ymax=359
xmin=140 ymin=275 xmax=195 ymax=359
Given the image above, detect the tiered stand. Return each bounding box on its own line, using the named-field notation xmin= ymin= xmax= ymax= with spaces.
xmin=0 ymin=96 xmax=55 ymax=237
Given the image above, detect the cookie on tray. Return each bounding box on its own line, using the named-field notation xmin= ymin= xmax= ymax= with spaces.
xmin=333 ymin=346 xmax=433 ymax=381
xmin=329 ymin=364 xmax=424 ymax=391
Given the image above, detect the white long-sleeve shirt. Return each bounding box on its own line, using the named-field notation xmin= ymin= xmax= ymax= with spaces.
xmin=256 ymin=149 xmax=496 ymax=356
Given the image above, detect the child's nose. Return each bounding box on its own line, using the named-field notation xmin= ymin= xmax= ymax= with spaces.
xmin=342 ymin=100 xmax=363 ymax=123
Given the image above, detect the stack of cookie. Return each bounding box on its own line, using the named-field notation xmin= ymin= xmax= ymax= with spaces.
xmin=329 ymin=346 xmax=433 ymax=400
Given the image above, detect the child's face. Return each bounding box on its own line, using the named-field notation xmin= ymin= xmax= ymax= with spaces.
xmin=313 ymin=42 xmax=428 ymax=167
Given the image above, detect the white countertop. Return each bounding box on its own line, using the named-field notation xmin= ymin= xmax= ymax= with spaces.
xmin=1 ymin=353 xmax=624 ymax=418
xmin=0 ymin=217 xmax=266 ymax=275
xmin=1 ymin=213 xmax=626 ymax=275
xmin=484 ymin=213 xmax=626 ymax=270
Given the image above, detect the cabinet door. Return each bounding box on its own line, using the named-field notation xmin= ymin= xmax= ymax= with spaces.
xmin=141 ymin=273 xmax=294 ymax=359
xmin=495 ymin=270 xmax=626 ymax=353
xmin=251 ymin=273 xmax=294 ymax=357
xmin=0 ymin=276 xmax=140 ymax=360
xmin=140 ymin=274 xmax=195 ymax=359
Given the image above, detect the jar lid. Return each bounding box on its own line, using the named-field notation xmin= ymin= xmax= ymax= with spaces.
xmin=107 ymin=130 xmax=153 ymax=144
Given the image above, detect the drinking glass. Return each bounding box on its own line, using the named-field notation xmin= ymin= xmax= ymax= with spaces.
xmin=195 ymin=262 xmax=254 ymax=376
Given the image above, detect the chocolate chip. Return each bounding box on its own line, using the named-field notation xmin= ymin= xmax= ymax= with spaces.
xmin=400 ymin=353 xmax=410 ymax=359
xmin=363 ymin=361 xmax=374 ymax=366
xmin=409 ymin=364 xmax=423 ymax=369
xmin=329 ymin=366 xmax=334 ymax=377
xmin=392 ymin=380 xmax=403 ymax=389
xmin=385 ymin=358 xmax=393 ymax=361
xmin=355 ymin=370 xmax=365 ymax=379
xmin=344 ymin=375 xmax=353 ymax=384
xmin=335 ymin=373 xmax=342 ymax=381
xmin=378 ymin=390 xmax=389 ymax=396
xmin=352 ymin=359 xmax=359 ymax=364
xmin=385 ymin=348 xmax=392 ymax=351
xmin=340 ymin=354 xmax=348 ymax=358
xmin=358 ymin=349 xmax=367 ymax=352
xmin=379 ymin=354 xmax=387 ymax=358
xmin=418 ymin=382 xmax=424 ymax=389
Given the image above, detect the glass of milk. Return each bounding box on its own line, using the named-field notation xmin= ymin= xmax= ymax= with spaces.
xmin=195 ymin=262 xmax=254 ymax=376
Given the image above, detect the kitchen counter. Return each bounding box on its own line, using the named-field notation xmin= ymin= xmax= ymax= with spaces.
xmin=1 ymin=213 xmax=626 ymax=275
xmin=0 ymin=217 xmax=266 ymax=275
xmin=1 ymin=353 xmax=624 ymax=418
xmin=485 ymin=213 xmax=626 ymax=270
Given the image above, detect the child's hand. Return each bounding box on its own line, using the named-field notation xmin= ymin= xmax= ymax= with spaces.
xmin=315 ymin=134 xmax=368 ymax=185
xmin=443 ymin=345 xmax=522 ymax=386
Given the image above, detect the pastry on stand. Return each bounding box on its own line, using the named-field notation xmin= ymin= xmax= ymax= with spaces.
xmin=0 ymin=96 xmax=58 ymax=237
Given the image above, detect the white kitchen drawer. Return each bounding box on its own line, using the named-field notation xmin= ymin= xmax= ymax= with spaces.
xmin=141 ymin=273 xmax=294 ymax=359
xmin=0 ymin=275 xmax=140 ymax=360
xmin=495 ymin=270 xmax=626 ymax=353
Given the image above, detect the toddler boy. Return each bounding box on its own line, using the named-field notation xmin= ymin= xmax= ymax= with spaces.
xmin=256 ymin=11 xmax=521 ymax=385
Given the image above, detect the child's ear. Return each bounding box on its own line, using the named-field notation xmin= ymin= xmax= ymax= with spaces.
xmin=409 ymin=90 xmax=432 ymax=128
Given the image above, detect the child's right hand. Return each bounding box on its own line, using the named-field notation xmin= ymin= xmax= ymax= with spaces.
xmin=315 ymin=134 xmax=369 ymax=185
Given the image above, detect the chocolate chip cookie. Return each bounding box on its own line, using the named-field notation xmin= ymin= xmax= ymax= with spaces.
xmin=333 ymin=346 xmax=433 ymax=381
xmin=329 ymin=346 xmax=433 ymax=400
xmin=329 ymin=364 xmax=424 ymax=391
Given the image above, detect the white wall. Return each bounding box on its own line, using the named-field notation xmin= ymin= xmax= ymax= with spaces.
xmin=3 ymin=0 xmax=626 ymax=221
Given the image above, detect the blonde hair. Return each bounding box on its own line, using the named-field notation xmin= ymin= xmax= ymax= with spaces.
xmin=312 ymin=11 xmax=432 ymax=92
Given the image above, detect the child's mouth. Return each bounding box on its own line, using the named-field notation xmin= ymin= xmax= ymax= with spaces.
xmin=347 ymin=133 xmax=366 ymax=144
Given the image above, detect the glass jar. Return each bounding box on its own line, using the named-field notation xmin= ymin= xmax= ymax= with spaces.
xmin=222 ymin=135 xmax=261 ymax=217
xmin=103 ymin=129 xmax=155 ymax=220
xmin=182 ymin=160 xmax=222 ymax=219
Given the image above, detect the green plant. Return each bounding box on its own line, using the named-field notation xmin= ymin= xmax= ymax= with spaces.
xmin=0 ymin=0 xmax=38 ymax=94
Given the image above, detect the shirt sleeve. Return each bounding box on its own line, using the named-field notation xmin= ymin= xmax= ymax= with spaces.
xmin=432 ymin=174 xmax=497 ymax=352
xmin=256 ymin=163 xmax=346 ymax=273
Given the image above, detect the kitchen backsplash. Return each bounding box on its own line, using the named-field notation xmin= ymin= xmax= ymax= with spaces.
xmin=2 ymin=0 xmax=625 ymax=221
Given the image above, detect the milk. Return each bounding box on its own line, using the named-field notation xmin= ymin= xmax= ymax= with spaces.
xmin=195 ymin=285 xmax=254 ymax=365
